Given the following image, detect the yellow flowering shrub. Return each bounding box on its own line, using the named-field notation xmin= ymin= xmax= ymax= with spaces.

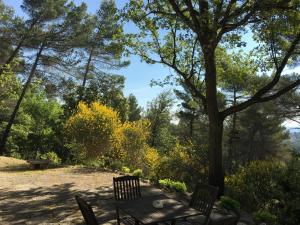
xmin=148 ymin=141 xmax=208 ymax=185
xmin=115 ymin=119 xmax=150 ymax=167
xmin=143 ymin=146 xmax=161 ymax=178
xmin=64 ymin=102 xmax=121 ymax=159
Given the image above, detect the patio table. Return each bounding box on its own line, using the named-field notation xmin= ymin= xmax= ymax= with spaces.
xmin=115 ymin=194 xmax=203 ymax=225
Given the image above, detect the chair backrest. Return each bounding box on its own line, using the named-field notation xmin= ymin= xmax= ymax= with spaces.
xmin=113 ymin=175 xmax=141 ymax=201
xmin=75 ymin=195 xmax=98 ymax=225
xmin=189 ymin=183 xmax=219 ymax=223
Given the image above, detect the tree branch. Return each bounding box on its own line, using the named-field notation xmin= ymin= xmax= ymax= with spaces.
xmin=221 ymin=32 xmax=300 ymax=118
xmin=167 ymin=0 xmax=196 ymax=32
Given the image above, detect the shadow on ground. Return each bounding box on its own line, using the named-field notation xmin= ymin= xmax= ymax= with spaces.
xmin=0 ymin=181 xmax=163 ymax=225
xmin=0 ymin=182 xmax=117 ymax=225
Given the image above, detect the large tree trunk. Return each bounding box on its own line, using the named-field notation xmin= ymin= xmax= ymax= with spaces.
xmin=208 ymin=114 xmax=224 ymax=196
xmin=0 ymin=44 xmax=44 ymax=155
xmin=204 ymin=49 xmax=225 ymax=196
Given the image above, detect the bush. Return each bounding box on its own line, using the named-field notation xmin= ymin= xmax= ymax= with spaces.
xmin=226 ymin=160 xmax=285 ymax=211
xmin=109 ymin=160 xmax=123 ymax=171
xmin=41 ymin=151 xmax=61 ymax=164
xmin=219 ymin=196 xmax=240 ymax=212
xmin=143 ymin=147 xmax=161 ymax=179
xmin=132 ymin=169 xmax=143 ymax=177
xmin=253 ymin=210 xmax=277 ymax=224
xmin=115 ymin=119 xmax=150 ymax=168
xmin=159 ymin=178 xmax=187 ymax=193
xmin=64 ymin=102 xmax=121 ymax=160
xmin=226 ymin=158 xmax=300 ymax=225
xmin=121 ymin=166 xmax=130 ymax=173
xmin=153 ymin=142 xmax=207 ymax=187
xmin=84 ymin=158 xmax=105 ymax=168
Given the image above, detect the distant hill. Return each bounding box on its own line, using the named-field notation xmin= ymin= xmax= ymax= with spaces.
xmin=289 ymin=131 xmax=300 ymax=152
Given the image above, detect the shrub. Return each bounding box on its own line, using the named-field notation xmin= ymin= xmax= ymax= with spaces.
xmin=153 ymin=142 xmax=207 ymax=187
xmin=226 ymin=159 xmax=300 ymax=225
xmin=226 ymin=160 xmax=286 ymax=211
xmin=132 ymin=169 xmax=143 ymax=177
xmin=121 ymin=166 xmax=130 ymax=173
xmin=253 ymin=210 xmax=277 ymax=224
xmin=115 ymin=119 xmax=150 ymax=168
xmin=219 ymin=196 xmax=240 ymax=212
xmin=159 ymin=178 xmax=187 ymax=193
xmin=143 ymin=147 xmax=161 ymax=179
xmin=41 ymin=151 xmax=61 ymax=164
xmin=84 ymin=158 xmax=105 ymax=168
xmin=109 ymin=160 xmax=123 ymax=171
xmin=64 ymin=102 xmax=121 ymax=160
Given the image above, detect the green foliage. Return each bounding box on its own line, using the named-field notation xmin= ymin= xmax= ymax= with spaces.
xmin=226 ymin=161 xmax=285 ymax=211
xmin=0 ymin=64 xmax=21 ymax=120
xmin=127 ymin=94 xmax=141 ymax=121
xmin=159 ymin=178 xmax=187 ymax=193
xmin=226 ymin=157 xmax=300 ymax=225
xmin=146 ymin=91 xmax=176 ymax=153
xmin=122 ymin=166 xmax=130 ymax=173
xmin=63 ymin=74 xmax=128 ymax=121
xmin=219 ymin=196 xmax=240 ymax=212
xmin=0 ymin=76 xmax=64 ymax=159
xmin=83 ymin=158 xmax=106 ymax=168
xmin=41 ymin=151 xmax=61 ymax=164
xmin=224 ymin=102 xmax=291 ymax=172
xmin=109 ymin=160 xmax=123 ymax=171
xmin=132 ymin=169 xmax=143 ymax=177
xmin=19 ymin=86 xmax=64 ymax=157
xmin=152 ymin=142 xmax=208 ymax=188
xmin=253 ymin=210 xmax=277 ymax=224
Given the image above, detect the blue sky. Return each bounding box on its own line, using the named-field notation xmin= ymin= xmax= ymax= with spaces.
xmin=3 ymin=0 xmax=300 ymax=128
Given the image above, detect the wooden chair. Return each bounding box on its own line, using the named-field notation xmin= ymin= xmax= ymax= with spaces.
xmin=113 ymin=176 xmax=141 ymax=225
xmin=174 ymin=183 xmax=218 ymax=225
xmin=75 ymin=195 xmax=99 ymax=225
xmin=113 ymin=175 xmax=142 ymax=200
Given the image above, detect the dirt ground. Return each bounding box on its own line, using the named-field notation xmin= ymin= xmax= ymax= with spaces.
xmin=0 ymin=157 xmax=161 ymax=225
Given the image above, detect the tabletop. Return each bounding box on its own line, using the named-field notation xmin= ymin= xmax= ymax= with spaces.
xmin=115 ymin=194 xmax=202 ymax=225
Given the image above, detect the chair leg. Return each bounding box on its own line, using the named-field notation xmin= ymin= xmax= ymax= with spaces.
xmin=116 ymin=206 xmax=121 ymax=225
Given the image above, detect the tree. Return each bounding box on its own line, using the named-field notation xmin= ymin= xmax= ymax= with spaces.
xmin=0 ymin=0 xmax=15 ymax=65
xmin=76 ymin=0 xmax=128 ymax=99
xmin=62 ymin=73 xmax=129 ymax=121
xmin=146 ymin=91 xmax=176 ymax=153
xmin=124 ymin=0 xmax=300 ymax=194
xmin=12 ymin=85 xmax=64 ymax=159
xmin=0 ymin=0 xmax=69 ymax=76
xmin=0 ymin=64 xmax=21 ymax=125
xmin=127 ymin=94 xmax=142 ymax=121
xmin=225 ymin=102 xmax=291 ymax=172
xmin=0 ymin=0 xmax=88 ymax=154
